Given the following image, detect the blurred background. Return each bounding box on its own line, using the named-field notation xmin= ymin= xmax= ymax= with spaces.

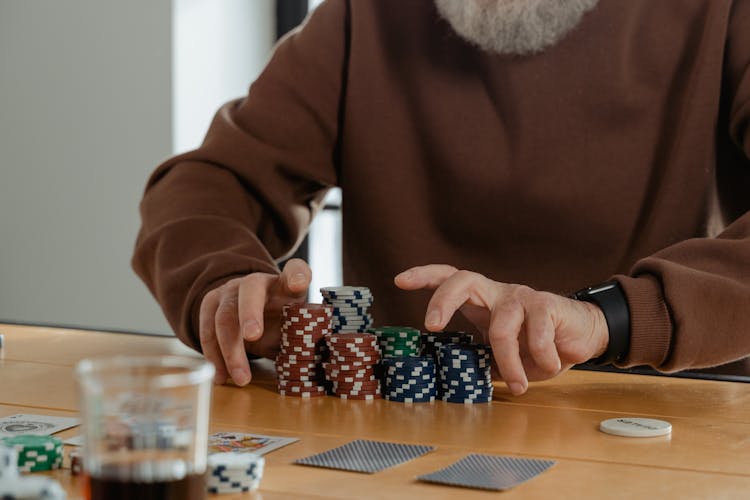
xmin=0 ymin=0 xmax=339 ymax=336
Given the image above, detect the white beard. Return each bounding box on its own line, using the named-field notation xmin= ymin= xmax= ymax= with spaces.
xmin=434 ymin=0 xmax=600 ymax=56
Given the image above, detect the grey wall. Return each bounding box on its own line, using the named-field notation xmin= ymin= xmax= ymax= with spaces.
xmin=0 ymin=1 xmax=274 ymax=335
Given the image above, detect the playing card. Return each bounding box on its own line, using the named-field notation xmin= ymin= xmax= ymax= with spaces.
xmin=295 ymin=439 xmax=434 ymax=473
xmin=417 ymin=454 xmax=555 ymax=490
xmin=0 ymin=414 xmax=80 ymax=437
xmin=64 ymin=435 xmax=84 ymax=446
xmin=209 ymin=431 xmax=299 ymax=456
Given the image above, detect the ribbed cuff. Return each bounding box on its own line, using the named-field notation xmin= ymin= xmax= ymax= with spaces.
xmin=612 ymin=274 xmax=672 ymax=368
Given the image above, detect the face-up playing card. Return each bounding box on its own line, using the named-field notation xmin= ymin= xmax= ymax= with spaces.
xmin=0 ymin=414 xmax=80 ymax=438
xmin=417 ymin=454 xmax=556 ymax=490
xmin=208 ymin=431 xmax=299 ymax=456
xmin=295 ymin=439 xmax=435 ymax=474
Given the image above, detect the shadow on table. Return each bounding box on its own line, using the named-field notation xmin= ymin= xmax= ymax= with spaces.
xmin=574 ymin=357 xmax=750 ymax=383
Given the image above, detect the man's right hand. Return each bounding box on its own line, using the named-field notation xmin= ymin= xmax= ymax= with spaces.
xmin=198 ymin=258 xmax=312 ymax=386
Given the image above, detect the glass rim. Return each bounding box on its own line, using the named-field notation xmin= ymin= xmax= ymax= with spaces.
xmin=75 ymin=355 xmax=215 ymax=389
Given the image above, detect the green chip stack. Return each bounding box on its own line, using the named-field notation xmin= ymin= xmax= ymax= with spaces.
xmin=0 ymin=435 xmax=63 ymax=472
xmin=367 ymin=326 xmax=422 ymax=358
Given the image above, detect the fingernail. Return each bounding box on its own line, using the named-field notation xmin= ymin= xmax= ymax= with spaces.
xmin=290 ymin=273 xmax=306 ymax=287
xmin=426 ymin=309 xmax=441 ymax=329
xmin=231 ymin=368 xmax=250 ymax=386
xmin=509 ymin=382 xmax=525 ymax=395
xmin=396 ymin=270 xmax=413 ymax=282
xmin=242 ymin=320 xmax=261 ymax=340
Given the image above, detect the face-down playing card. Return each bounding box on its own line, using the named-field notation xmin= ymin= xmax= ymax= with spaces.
xmin=417 ymin=453 xmax=556 ymax=490
xmin=294 ymin=439 xmax=435 ymax=473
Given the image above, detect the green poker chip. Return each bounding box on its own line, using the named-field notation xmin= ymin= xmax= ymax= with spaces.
xmin=0 ymin=434 xmax=63 ymax=472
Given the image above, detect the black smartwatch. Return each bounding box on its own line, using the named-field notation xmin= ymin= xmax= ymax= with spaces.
xmin=571 ymin=280 xmax=630 ymax=365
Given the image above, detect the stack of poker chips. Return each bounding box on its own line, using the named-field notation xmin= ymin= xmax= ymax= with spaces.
xmin=382 ymin=357 xmax=438 ymax=403
xmin=0 ymin=435 xmax=63 ymax=472
xmin=323 ymin=333 xmax=382 ymax=400
xmin=275 ymin=303 xmax=332 ymax=398
xmin=321 ymin=286 xmax=374 ymax=333
xmin=420 ymin=331 xmax=474 ymax=360
xmin=207 ymin=452 xmax=264 ymax=494
xmin=367 ymin=326 xmax=421 ymax=358
xmin=437 ymin=344 xmax=494 ymax=404
xmin=0 ymin=445 xmax=66 ymax=500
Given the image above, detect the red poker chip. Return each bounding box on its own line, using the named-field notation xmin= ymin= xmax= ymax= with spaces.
xmin=324 ymin=366 xmax=375 ymax=376
xmin=283 ymin=302 xmax=333 ymax=312
xmin=275 ymin=360 xmax=318 ymax=369
xmin=329 ymin=357 xmax=377 ymax=370
xmin=277 ymin=369 xmax=323 ymax=378
xmin=281 ymin=323 xmax=330 ymax=332
xmin=276 ymin=353 xmax=321 ymax=363
xmin=326 ymin=368 xmax=375 ymax=377
xmin=281 ymin=332 xmax=327 ymax=341
xmin=330 ymin=379 xmax=380 ymax=389
xmin=334 ymin=389 xmax=380 ymax=397
xmin=280 ymin=341 xmax=320 ymax=351
xmin=282 ymin=316 xmax=329 ymax=323
xmin=322 ymin=362 xmax=374 ymax=371
xmin=328 ymin=374 xmax=376 ymax=383
xmin=326 ymin=332 xmax=377 ymax=342
xmin=282 ymin=346 xmax=321 ymax=356
xmin=328 ymin=349 xmax=380 ymax=359
xmin=279 ymin=389 xmax=327 ymax=397
xmin=336 ymin=392 xmax=382 ymax=400
xmin=276 ymin=365 xmax=322 ymax=373
xmin=325 ymin=373 xmax=375 ymax=382
xmin=277 ymin=379 xmax=320 ymax=389
xmin=278 ymin=372 xmax=325 ymax=381
xmin=332 ymin=382 xmax=381 ymax=391
xmin=326 ymin=343 xmax=377 ymax=350
xmin=281 ymin=324 xmax=329 ymax=333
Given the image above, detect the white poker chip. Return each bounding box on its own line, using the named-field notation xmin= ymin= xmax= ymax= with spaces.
xmin=599 ymin=417 xmax=672 ymax=438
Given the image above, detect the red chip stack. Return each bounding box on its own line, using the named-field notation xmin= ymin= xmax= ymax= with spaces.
xmin=276 ymin=303 xmax=332 ymax=397
xmin=323 ymin=333 xmax=382 ymax=400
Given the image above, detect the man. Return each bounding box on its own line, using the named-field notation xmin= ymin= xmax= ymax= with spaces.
xmin=133 ymin=0 xmax=750 ymax=394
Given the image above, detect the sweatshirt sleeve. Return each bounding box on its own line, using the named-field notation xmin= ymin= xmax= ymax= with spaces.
xmin=132 ymin=0 xmax=349 ymax=349
xmin=615 ymin=1 xmax=750 ymax=372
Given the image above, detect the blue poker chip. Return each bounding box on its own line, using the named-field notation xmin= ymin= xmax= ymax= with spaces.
xmin=386 ymin=379 xmax=437 ymax=389
xmin=387 ymin=388 xmax=437 ymax=397
xmin=386 ymin=393 xmax=436 ymax=403
xmin=388 ymin=388 xmax=437 ymax=398
xmin=442 ymin=386 xmax=493 ymax=394
xmin=387 ymin=377 xmax=435 ymax=385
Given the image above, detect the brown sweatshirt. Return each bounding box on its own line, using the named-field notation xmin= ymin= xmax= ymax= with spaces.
xmin=133 ymin=0 xmax=750 ymax=374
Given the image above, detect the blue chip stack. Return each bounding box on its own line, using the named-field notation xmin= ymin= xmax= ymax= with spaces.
xmin=321 ymin=286 xmax=374 ymax=333
xmin=382 ymin=356 xmax=438 ymax=403
xmin=420 ymin=331 xmax=474 ymax=361
xmin=437 ymin=344 xmax=493 ymax=404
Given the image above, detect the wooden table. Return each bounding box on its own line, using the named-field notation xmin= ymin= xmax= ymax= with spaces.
xmin=1 ymin=323 xmax=748 ymax=499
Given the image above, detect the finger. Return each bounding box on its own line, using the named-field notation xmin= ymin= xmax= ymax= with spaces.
xmin=423 ymin=270 xmax=491 ymax=331
xmin=394 ymin=264 xmax=458 ymax=290
xmin=487 ymin=299 xmax=528 ymax=395
xmin=237 ymin=273 xmax=275 ymax=341
xmin=199 ymin=288 xmax=228 ymax=385
xmin=215 ymin=284 xmax=252 ymax=386
xmin=280 ymin=258 xmax=312 ymax=297
xmin=524 ymin=297 xmax=562 ymax=375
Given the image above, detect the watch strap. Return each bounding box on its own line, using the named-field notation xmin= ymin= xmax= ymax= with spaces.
xmin=572 ymin=280 xmax=630 ymax=365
